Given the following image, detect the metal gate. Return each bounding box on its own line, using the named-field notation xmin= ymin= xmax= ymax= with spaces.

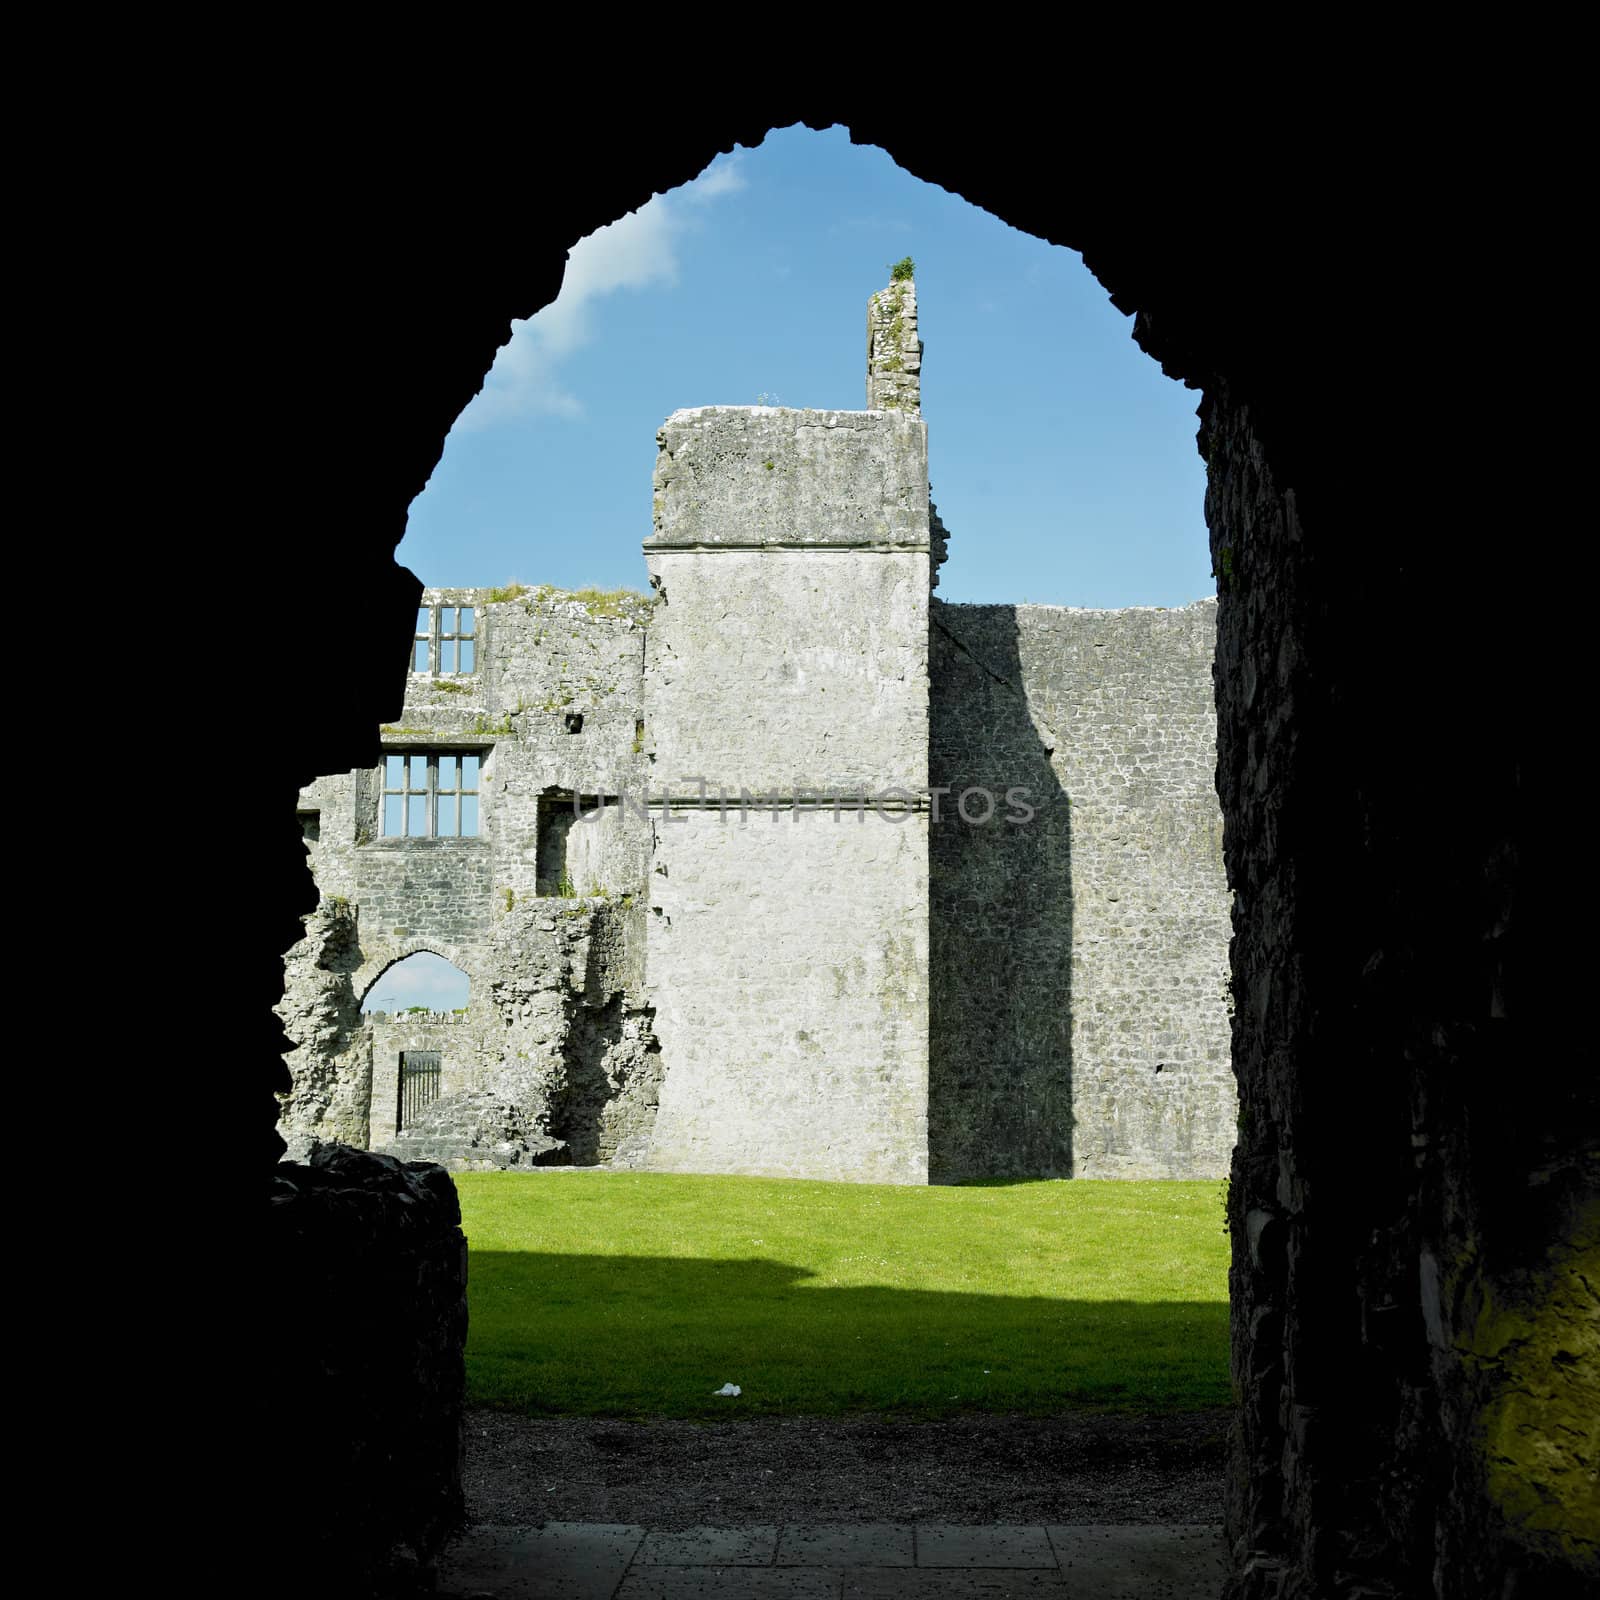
xmin=398 ymin=1050 xmax=442 ymax=1131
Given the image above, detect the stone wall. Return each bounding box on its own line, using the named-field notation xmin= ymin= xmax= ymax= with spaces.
xmin=219 ymin=103 xmax=1580 ymax=1600
xmin=929 ymin=598 xmax=1234 ymax=1181
xmin=642 ymin=403 xmax=931 ymax=1182
xmin=277 ymin=584 xmax=659 ymax=1169
xmin=276 ymin=899 xmax=372 ymax=1153
xmin=1204 ymin=385 xmax=1596 ymax=1598
xmin=282 ymin=308 xmax=1234 ymax=1191
xmin=367 ymin=1012 xmax=480 ymax=1145
xmin=867 ymin=273 xmax=922 ymax=413
xmin=265 ymin=1144 xmax=467 ymax=1595
xmin=279 ymin=285 xmax=1238 ymax=1196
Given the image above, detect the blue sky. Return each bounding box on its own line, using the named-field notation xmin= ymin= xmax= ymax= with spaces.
xmin=363 ymin=951 xmax=468 ymax=1013
xmin=400 ymin=125 xmax=1212 ymax=609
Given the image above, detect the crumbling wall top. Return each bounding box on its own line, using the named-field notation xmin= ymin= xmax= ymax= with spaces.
xmin=866 ymin=269 xmax=922 ymax=414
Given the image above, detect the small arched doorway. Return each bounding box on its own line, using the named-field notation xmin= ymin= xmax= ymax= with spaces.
xmin=362 ymin=952 xmax=471 ymax=1143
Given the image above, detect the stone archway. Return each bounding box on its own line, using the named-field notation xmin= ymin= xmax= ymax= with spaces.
xmin=354 ymin=939 xmax=482 ymax=1013
xmin=225 ymin=101 xmax=1572 ymax=1600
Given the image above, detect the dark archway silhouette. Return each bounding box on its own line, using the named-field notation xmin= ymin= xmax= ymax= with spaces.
xmin=180 ymin=95 xmax=1573 ymax=1600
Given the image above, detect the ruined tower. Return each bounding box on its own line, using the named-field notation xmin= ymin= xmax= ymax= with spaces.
xmin=278 ymin=272 xmax=1234 ymax=1189
xmin=640 ymin=276 xmax=933 ymax=1182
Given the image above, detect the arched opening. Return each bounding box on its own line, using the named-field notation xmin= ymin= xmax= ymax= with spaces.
xmin=390 ymin=125 xmax=1229 ymax=1190
xmin=362 ymin=950 xmax=470 ymax=1017
xmin=234 ymin=105 xmax=1563 ymax=1600
xmin=270 ymin=126 xmax=1235 ymax=1580
xmin=361 ymin=951 xmax=471 ymax=1144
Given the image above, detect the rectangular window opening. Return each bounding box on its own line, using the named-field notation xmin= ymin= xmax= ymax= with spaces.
xmin=536 ymin=793 xmax=617 ymax=896
xmin=410 ymin=603 xmax=479 ymax=676
xmin=379 ymin=749 xmax=485 ymax=839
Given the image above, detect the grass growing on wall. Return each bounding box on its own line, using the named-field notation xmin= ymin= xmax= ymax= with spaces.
xmin=458 ymin=1174 xmax=1229 ymax=1419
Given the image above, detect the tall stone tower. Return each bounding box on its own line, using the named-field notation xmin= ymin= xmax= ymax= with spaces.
xmin=641 ymin=275 xmax=933 ymax=1183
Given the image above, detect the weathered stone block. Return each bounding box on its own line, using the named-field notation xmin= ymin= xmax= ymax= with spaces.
xmin=647 ymin=809 xmax=929 ymax=1184
xmin=648 ymin=406 xmax=929 ymax=550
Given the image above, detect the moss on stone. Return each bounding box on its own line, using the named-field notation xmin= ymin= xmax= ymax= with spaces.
xmin=1469 ymin=1205 xmax=1600 ymax=1567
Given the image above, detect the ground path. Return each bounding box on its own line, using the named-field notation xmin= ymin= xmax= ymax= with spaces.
xmin=451 ymin=1408 xmax=1229 ymax=1595
xmin=466 ymin=1409 xmax=1228 ymax=1528
xmin=439 ymin=1521 xmax=1224 ymax=1597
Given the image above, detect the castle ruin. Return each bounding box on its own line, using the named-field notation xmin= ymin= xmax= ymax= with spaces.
xmin=279 ymin=275 xmax=1236 ymax=1182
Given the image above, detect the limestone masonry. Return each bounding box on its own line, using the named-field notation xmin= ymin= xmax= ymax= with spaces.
xmin=278 ymin=277 xmax=1236 ymax=1182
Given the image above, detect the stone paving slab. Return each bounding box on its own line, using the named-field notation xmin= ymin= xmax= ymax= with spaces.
xmin=1046 ymin=1524 xmax=1225 ymax=1599
xmin=843 ymin=1571 xmax=1070 ymax=1597
xmin=635 ymin=1525 xmax=781 ymax=1565
xmin=438 ymin=1522 xmax=646 ymax=1598
xmin=617 ymin=1569 xmax=839 ymax=1598
xmin=913 ymin=1526 xmax=1057 ymax=1568
xmin=438 ymin=1521 xmax=1226 ymax=1598
xmin=776 ymin=1524 xmax=915 ymax=1567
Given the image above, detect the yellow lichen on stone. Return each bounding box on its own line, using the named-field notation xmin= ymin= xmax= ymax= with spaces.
xmin=1472 ymin=1201 xmax=1600 ymax=1569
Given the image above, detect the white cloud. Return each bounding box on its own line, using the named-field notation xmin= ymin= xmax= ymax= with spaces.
xmin=457 ymin=155 xmax=748 ymax=428
xmin=685 ymin=159 xmax=748 ymax=203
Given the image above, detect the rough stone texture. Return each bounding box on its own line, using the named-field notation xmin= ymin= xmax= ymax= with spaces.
xmin=928 ymin=498 xmax=950 ymax=592
xmin=1205 ymin=385 xmax=1597 ymax=1599
xmin=277 ymin=584 xmax=659 ymax=1170
xmin=276 ymin=898 xmax=372 ymax=1154
xmin=643 ymin=401 xmax=931 ymax=1183
xmin=368 ymin=1011 xmax=481 ymax=1145
xmin=642 ymin=547 xmax=930 ymax=796
xmin=266 ymin=1144 xmax=467 ymax=1596
xmin=480 ymin=899 xmax=663 ymax=1168
xmin=866 ymin=274 xmax=922 ymax=413
xmin=646 ymin=810 xmax=930 ymax=1184
xmin=649 ymin=406 xmax=930 ymax=550
xmin=385 ymin=1089 xmax=567 ymax=1170
xmin=929 ymin=599 xmax=1233 ymax=1181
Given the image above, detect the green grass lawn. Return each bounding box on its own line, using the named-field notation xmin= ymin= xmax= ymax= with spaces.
xmin=458 ymin=1172 xmax=1229 ymax=1420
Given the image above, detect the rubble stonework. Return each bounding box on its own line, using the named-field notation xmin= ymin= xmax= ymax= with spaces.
xmin=278 ymin=276 xmax=1234 ymax=1184
xmin=277 ymin=583 xmax=660 ymax=1170
xmin=867 ymin=272 xmax=923 ymax=413
xmin=266 ymin=1144 xmax=467 ymax=1591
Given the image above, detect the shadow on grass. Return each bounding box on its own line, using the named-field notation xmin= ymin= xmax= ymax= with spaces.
xmin=467 ymin=1251 xmax=1229 ymax=1420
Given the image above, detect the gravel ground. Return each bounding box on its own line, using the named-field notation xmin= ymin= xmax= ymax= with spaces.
xmin=465 ymin=1408 xmax=1230 ymax=1528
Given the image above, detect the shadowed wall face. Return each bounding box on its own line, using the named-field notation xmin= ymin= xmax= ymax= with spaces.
xmin=929 ymin=604 xmax=1075 ymax=1180
xmin=930 ymin=599 xmax=1233 ymax=1183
